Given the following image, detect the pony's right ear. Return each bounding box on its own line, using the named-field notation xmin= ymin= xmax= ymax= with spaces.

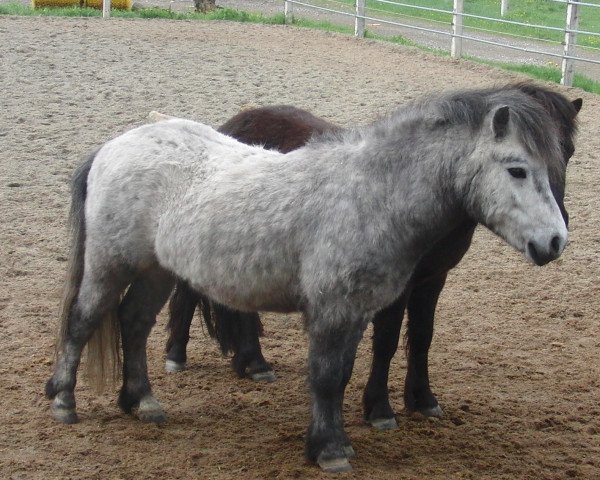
xmin=492 ymin=105 xmax=510 ymax=139
xmin=572 ymin=98 xmax=583 ymax=113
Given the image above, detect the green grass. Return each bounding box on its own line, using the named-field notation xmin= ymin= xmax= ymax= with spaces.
xmin=1 ymin=2 xmax=599 ymax=94
xmin=0 ymin=3 xmax=285 ymax=21
xmin=472 ymin=57 xmax=600 ymax=94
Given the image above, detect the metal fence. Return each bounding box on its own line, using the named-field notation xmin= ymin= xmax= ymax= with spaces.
xmin=283 ymin=0 xmax=600 ymax=86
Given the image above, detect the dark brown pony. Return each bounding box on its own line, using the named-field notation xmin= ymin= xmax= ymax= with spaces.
xmin=165 ymin=89 xmax=581 ymax=429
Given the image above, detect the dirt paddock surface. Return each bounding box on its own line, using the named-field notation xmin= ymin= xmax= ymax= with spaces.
xmin=1 ymin=16 xmax=599 ymax=480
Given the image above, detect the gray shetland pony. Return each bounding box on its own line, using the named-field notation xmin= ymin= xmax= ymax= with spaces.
xmin=47 ymin=88 xmax=569 ymax=472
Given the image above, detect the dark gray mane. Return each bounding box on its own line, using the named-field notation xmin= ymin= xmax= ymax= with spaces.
xmin=310 ymin=85 xmax=567 ymax=183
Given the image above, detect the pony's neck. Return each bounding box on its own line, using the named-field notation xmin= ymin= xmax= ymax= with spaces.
xmin=365 ymin=120 xmax=472 ymax=257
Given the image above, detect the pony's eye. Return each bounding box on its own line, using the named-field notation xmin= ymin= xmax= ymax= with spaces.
xmin=508 ymin=167 xmax=527 ymax=179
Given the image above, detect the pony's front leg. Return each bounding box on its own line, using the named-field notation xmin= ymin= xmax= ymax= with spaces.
xmin=305 ymin=311 xmax=367 ymax=473
xmin=118 ymin=268 xmax=174 ymax=423
xmin=404 ymin=274 xmax=447 ymax=418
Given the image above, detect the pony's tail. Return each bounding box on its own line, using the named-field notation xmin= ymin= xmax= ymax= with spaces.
xmin=56 ymin=149 xmax=121 ymax=393
xmin=56 ymin=151 xmax=95 ymax=360
xmin=85 ymin=312 xmax=121 ymax=393
xmin=207 ymin=301 xmax=264 ymax=356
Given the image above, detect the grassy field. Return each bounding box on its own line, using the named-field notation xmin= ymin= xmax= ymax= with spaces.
xmin=1 ymin=1 xmax=598 ymax=94
xmin=341 ymin=0 xmax=600 ymax=48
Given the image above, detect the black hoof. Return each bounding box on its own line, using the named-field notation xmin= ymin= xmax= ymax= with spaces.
xmin=52 ymin=405 xmax=79 ymax=424
xmin=369 ymin=416 xmax=398 ymax=430
xmin=249 ymin=370 xmax=276 ymax=383
xmin=411 ymin=404 xmax=444 ymax=418
xmin=165 ymin=359 xmax=186 ymax=373
xmin=134 ymin=396 xmax=167 ymax=424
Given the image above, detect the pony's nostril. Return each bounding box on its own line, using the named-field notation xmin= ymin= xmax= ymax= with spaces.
xmin=527 ymin=241 xmax=538 ymax=261
xmin=550 ymin=235 xmax=562 ymax=254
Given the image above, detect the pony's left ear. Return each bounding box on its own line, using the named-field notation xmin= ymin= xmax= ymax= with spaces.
xmin=492 ymin=105 xmax=510 ymax=139
xmin=572 ymin=98 xmax=583 ymax=113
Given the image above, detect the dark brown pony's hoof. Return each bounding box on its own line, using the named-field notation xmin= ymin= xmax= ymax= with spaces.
xmin=249 ymin=370 xmax=276 ymax=383
xmin=165 ymin=359 xmax=186 ymax=373
xmin=369 ymin=416 xmax=398 ymax=430
xmin=418 ymin=404 xmax=444 ymax=418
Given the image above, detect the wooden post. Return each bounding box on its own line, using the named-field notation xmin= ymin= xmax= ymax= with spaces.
xmin=451 ymin=0 xmax=464 ymax=59
xmin=501 ymin=0 xmax=509 ymax=17
xmin=355 ymin=0 xmax=366 ymax=38
xmin=102 ymin=0 xmax=111 ymax=18
xmin=561 ymin=0 xmax=580 ymax=86
xmin=284 ymin=0 xmax=294 ymax=25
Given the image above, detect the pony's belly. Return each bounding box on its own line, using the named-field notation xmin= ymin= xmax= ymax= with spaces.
xmin=199 ymin=283 xmax=300 ymax=313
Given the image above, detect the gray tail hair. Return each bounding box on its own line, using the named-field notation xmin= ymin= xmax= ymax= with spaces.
xmin=56 ymin=148 xmax=121 ymax=393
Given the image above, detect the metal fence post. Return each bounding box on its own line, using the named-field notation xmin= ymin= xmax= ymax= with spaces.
xmin=451 ymin=0 xmax=464 ymax=58
xmin=284 ymin=0 xmax=294 ymax=24
xmin=103 ymin=0 xmax=111 ymax=18
xmin=355 ymin=0 xmax=366 ymax=37
xmin=561 ymin=0 xmax=580 ymax=86
xmin=501 ymin=0 xmax=509 ymax=17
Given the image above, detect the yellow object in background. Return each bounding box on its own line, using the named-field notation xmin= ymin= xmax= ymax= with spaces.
xmin=32 ymin=0 xmax=133 ymax=10
xmin=85 ymin=0 xmax=133 ymax=10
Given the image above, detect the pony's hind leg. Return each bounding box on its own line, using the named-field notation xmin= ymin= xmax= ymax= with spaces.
xmin=46 ymin=266 xmax=129 ymax=424
xmin=166 ymin=287 xmax=274 ymax=381
xmin=118 ymin=267 xmax=175 ymax=423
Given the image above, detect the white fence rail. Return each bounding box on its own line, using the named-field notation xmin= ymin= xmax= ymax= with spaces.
xmin=283 ymin=0 xmax=600 ymax=86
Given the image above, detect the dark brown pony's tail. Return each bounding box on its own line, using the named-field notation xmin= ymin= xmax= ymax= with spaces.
xmin=167 ymin=281 xmax=264 ymax=357
xmin=56 ymin=149 xmax=121 ymax=393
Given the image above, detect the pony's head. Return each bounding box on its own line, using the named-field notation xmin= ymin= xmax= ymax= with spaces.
xmin=459 ymin=90 xmax=576 ymax=266
xmin=513 ymin=83 xmax=581 ymax=228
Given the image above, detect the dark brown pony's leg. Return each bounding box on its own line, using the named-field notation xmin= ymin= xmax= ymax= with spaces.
xmin=362 ymin=274 xmax=446 ymax=427
xmin=362 ymin=295 xmax=408 ymax=429
xmin=209 ymin=304 xmax=275 ymax=382
xmin=230 ymin=312 xmax=274 ymax=382
xmin=404 ymin=274 xmax=447 ymax=418
xmin=165 ymin=280 xmax=200 ymax=372
xmin=166 ymin=282 xmax=274 ymax=380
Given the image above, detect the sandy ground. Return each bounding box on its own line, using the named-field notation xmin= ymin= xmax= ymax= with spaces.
xmin=1 ymin=16 xmax=599 ymax=480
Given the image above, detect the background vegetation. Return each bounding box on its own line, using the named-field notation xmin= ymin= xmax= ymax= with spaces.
xmin=1 ymin=1 xmax=598 ymax=93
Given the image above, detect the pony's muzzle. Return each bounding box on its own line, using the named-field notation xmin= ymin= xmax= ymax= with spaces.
xmin=526 ymin=231 xmax=567 ymax=266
